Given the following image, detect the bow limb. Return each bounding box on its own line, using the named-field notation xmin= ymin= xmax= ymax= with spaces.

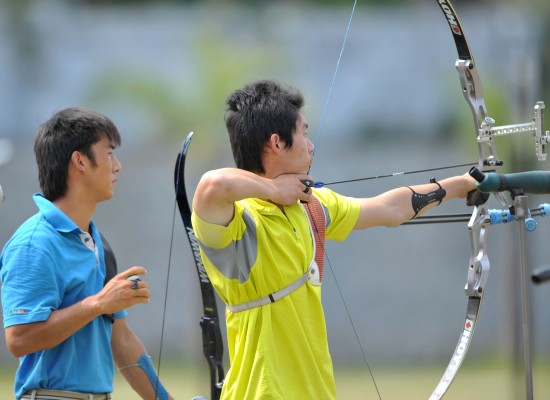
xmin=174 ymin=132 xmax=225 ymax=400
xmin=437 ymin=0 xmax=500 ymax=170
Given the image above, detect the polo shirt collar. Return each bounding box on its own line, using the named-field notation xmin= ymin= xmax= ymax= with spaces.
xmin=33 ymin=193 xmax=94 ymax=234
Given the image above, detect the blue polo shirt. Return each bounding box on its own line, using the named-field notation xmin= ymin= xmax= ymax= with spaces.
xmin=0 ymin=194 xmax=127 ymax=399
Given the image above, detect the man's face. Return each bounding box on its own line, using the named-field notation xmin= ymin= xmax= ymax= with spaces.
xmin=281 ymin=114 xmax=314 ymax=174
xmin=84 ymin=135 xmax=122 ymax=202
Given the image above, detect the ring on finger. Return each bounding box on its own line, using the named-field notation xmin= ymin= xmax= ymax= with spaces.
xmin=303 ymin=186 xmax=310 ymax=194
xmin=127 ymin=275 xmax=141 ymax=290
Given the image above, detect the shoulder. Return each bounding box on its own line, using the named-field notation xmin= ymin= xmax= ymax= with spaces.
xmin=3 ymin=213 xmax=53 ymax=252
xmin=311 ymin=188 xmax=360 ymax=240
xmin=1 ymin=213 xmax=67 ymax=272
xmin=312 ymin=188 xmax=360 ymax=211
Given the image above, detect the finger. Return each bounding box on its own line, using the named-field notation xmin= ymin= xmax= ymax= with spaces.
xmin=300 ymin=179 xmax=314 ymax=193
xmin=300 ymin=191 xmax=314 ymax=204
xmin=129 ymin=276 xmax=141 ymax=290
xmin=301 ymin=179 xmax=314 ymax=187
xmin=132 ymin=287 xmax=151 ymax=301
xmin=121 ymin=266 xmax=147 ymax=279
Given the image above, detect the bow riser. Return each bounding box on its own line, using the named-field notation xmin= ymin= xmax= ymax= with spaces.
xmin=455 ymin=60 xmax=499 ymax=169
xmin=466 ymin=206 xmax=490 ymax=297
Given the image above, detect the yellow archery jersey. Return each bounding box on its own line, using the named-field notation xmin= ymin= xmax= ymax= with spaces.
xmin=192 ymin=188 xmax=360 ymax=400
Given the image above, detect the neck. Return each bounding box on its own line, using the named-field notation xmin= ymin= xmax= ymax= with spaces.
xmin=53 ymin=195 xmax=96 ymax=232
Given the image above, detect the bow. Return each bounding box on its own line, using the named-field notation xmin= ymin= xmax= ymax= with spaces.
xmin=429 ymin=1 xmax=549 ymax=398
xmin=173 ymin=132 xmax=224 ymax=400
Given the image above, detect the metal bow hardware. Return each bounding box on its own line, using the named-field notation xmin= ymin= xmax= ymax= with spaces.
xmin=429 ymin=1 xmax=549 ymax=399
xmin=436 ymin=0 xmax=550 ymax=169
xmin=174 ymin=132 xmax=224 ymax=400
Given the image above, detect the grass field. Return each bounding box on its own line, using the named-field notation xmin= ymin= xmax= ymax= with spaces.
xmin=2 ymin=357 xmax=548 ymax=399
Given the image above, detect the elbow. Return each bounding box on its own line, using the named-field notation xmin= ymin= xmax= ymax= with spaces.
xmin=200 ymin=170 xmax=226 ymax=191
xmin=7 ymin=338 xmax=52 ymax=358
xmin=196 ymin=170 xmax=233 ymax=202
xmin=6 ymin=339 xmax=27 ymax=358
xmin=5 ymin=328 xmax=22 ymax=357
xmin=5 ymin=326 xmax=43 ymax=358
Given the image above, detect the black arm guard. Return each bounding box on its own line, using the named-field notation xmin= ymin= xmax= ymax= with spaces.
xmin=408 ymin=181 xmax=447 ymax=218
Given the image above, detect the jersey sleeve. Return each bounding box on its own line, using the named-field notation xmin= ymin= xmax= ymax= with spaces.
xmin=191 ymin=204 xmax=248 ymax=248
xmin=1 ymin=244 xmax=60 ymax=327
xmin=313 ymin=188 xmax=360 ymax=241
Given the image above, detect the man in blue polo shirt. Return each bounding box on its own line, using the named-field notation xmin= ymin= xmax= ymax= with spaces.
xmin=0 ymin=108 xmax=173 ymax=400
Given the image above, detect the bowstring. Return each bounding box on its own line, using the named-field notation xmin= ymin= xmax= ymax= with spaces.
xmin=313 ymin=0 xmax=358 ymax=152
xmin=307 ymin=1 xmax=383 ymax=397
xmin=305 ymin=202 xmax=382 ymax=400
xmin=154 ymin=197 xmax=179 ymax=398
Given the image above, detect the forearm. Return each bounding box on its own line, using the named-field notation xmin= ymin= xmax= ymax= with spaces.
xmin=198 ymin=168 xmax=276 ymax=205
xmin=5 ymin=299 xmax=99 ymax=357
xmin=114 ymin=335 xmax=156 ymax=399
xmin=194 ymin=168 xmax=313 ymax=226
xmin=355 ymin=174 xmax=476 ymax=229
xmin=406 ymin=174 xmax=475 ymax=215
xmin=6 ymin=266 xmax=149 ymax=358
xmin=113 ymin=319 xmax=173 ymax=400
xmin=432 ymin=174 xmax=476 ymax=203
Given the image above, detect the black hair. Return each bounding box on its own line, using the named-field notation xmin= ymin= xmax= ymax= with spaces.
xmin=225 ymin=80 xmax=304 ymax=173
xmin=34 ymin=107 xmax=121 ymax=201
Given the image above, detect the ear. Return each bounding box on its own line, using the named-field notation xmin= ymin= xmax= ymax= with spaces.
xmin=70 ymin=151 xmax=86 ymax=172
xmin=268 ymin=133 xmax=282 ymax=154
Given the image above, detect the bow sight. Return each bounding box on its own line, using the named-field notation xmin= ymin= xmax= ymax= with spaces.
xmin=455 ymin=59 xmax=550 ymax=169
xmin=478 ymin=102 xmax=550 ymax=164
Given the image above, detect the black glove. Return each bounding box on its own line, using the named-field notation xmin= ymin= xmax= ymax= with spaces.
xmin=466 ymin=189 xmax=490 ymax=207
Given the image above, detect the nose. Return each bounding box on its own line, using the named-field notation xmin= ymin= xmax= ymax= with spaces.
xmin=113 ymin=155 xmax=122 ymax=173
xmin=308 ymin=137 xmax=315 ymax=154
